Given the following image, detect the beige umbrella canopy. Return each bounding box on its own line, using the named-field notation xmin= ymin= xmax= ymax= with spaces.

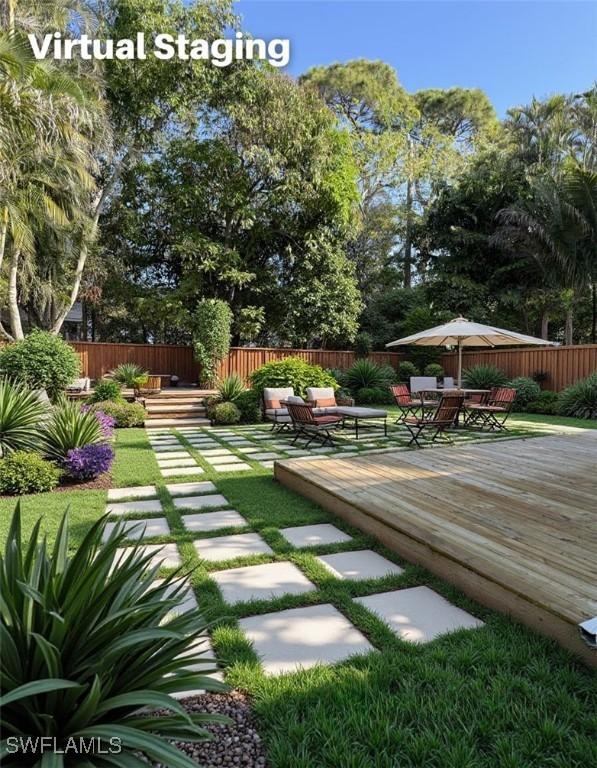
xmin=386 ymin=316 xmax=556 ymax=388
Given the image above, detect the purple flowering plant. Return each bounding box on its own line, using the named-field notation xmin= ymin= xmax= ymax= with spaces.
xmin=64 ymin=443 xmax=114 ymax=480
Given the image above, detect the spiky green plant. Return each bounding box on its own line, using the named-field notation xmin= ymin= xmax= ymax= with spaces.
xmin=557 ymin=373 xmax=597 ymax=419
xmin=344 ymin=359 xmax=393 ymax=391
xmin=0 ymin=378 xmax=49 ymax=457
xmin=217 ymin=374 xmax=245 ymax=403
xmin=42 ymin=400 xmax=103 ymax=461
xmin=0 ymin=505 xmax=228 ymax=767
xmin=462 ymin=364 xmax=507 ymax=390
xmin=110 ymin=363 xmax=147 ymax=388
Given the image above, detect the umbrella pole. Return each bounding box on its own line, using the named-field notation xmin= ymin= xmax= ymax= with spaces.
xmin=457 ymin=339 xmax=463 ymax=388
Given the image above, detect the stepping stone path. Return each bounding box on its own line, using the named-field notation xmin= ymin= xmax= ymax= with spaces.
xmin=106 ymin=498 xmax=163 ymax=516
xmin=161 ymin=466 xmax=205 ymax=477
xmin=183 ymin=509 xmax=247 ymax=533
xmin=213 ymin=561 xmax=315 ymax=606
xmin=239 ymin=604 xmax=374 ymax=676
xmin=116 ymin=543 xmax=181 ymax=569
xmin=166 ymin=481 xmax=217 ymax=496
xmin=316 ymin=550 xmax=404 ymax=581
xmin=280 ymin=523 xmax=353 ymax=548
xmin=173 ymin=494 xmax=229 ymax=510
xmin=354 ymin=586 xmax=484 ymax=643
xmin=153 ymin=577 xmax=199 ymax=614
xmin=107 ymin=485 xmax=157 ymax=501
xmin=194 ymin=532 xmax=273 ymax=562
xmin=103 ymin=517 xmax=170 ymax=542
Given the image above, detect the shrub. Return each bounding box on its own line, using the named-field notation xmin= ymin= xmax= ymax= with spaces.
xmin=0 ymin=505 xmax=227 ymax=766
xmin=0 ymin=329 xmax=80 ymax=399
xmin=0 ymin=452 xmax=60 ymax=495
xmin=193 ymin=298 xmax=232 ymax=386
xmin=205 ymin=394 xmax=222 ymax=422
xmin=64 ymin=443 xmax=114 ymax=480
xmin=235 ymin=389 xmax=261 ymax=423
xmin=250 ymin=357 xmax=337 ymax=399
xmin=42 ymin=401 xmax=103 ymax=461
xmin=218 ymin=374 xmax=245 ymax=403
xmin=88 ymin=379 xmax=123 ymax=403
xmin=213 ymin=401 xmax=241 ymax=425
xmin=462 ymin=364 xmax=507 ymax=389
xmin=557 ymin=373 xmax=597 ymax=419
xmin=424 ymin=363 xmax=445 ymax=378
xmin=0 ymin=379 xmax=49 ymax=457
xmin=327 ymin=367 xmax=348 ymax=388
xmin=397 ymin=361 xmax=420 ymax=383
xmin=355 ymin=386 xmax=392 ymax=405
xmin=508 ymin=376 xmax=541 ymax=409
xmin=110 ymin=362 xmax=148 ymax=387
xmin=344 ymin=359 xmax=393 ymax=391
xmin=354 ymin=331 xmax=373 ymax=357
xmin=525 ymin=390 xmax=559 ymax=415
xmin=90 ymin=400 xmax=146 ymax=428
xmin=532 ymin=370 xmax=550 ymax=385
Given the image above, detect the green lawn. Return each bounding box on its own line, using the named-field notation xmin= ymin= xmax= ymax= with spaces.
xmin=1 ymin=416 xmax=596 ymax=767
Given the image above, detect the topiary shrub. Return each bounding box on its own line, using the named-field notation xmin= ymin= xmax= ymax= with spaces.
xmin=0 ymin=504 xmax=228 ymax=766
xmin=0 ymin=329 xmax=80 ymax=399
xmin=90 ymin=400 xmax=146 ymax=428
xmin=0 ymin=451 xmax=61 ymax=495
xmin=424 ymin=363 xmax=444 ymax=378
xmin=397 ymin=361 xmax=420 ymax=383
xmin=250 ymin=357 xmax=337 ymax=400
xmin=344 ymin=359 xmax=393 ymax=392
xmin=88 ymin=379 xmax=123 ymax=403
xmin=508 ymin=376 xmax=541 ymax=409
xmin=557 ymin=373 xmax=597 ymax=419
xmin=193 ymin=298 xmax=232 ymax=387
xmin=462 ymin=364 xmax=507 ymax=389
xmin=235 ymin=389 xmax=261 ymax=423
xmin=355 ymin=386 xmax=392 ymax=405
xmin=525 ymin=390 xmax=558 ymax=415
xmin=63 ymin=443 xmax=114 ymax=480
xmin=0 ymin=378 xmax=49 ymax=457
xmin=213 ymin=401 xmax=241 ymax=425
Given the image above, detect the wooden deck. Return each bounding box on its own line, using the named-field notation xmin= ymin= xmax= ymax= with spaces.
xmin=275 ymin=431 xmax=597 ymax=666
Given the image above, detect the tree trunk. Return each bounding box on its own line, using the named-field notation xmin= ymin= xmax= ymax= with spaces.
xmin=403 ymin=177 xmax=413 ymax=289
xmin=0 ymin=207 xmax=8 ymax=272
xmin=540 ymin=310 xmax=549 ymax=340
xmin=8 ymin=249 xmax=24 ymax=340
xmin=564 ymin=306 xmax=574 ymax=346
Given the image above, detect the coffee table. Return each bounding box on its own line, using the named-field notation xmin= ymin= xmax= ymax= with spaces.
xmin=335 ymin=407 xmax=388 ymax=439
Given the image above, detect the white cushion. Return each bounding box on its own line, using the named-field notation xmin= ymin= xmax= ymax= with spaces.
xmin=286 ymin=395 xmax=305 ymax=404
xmin=263 ymin=387 xmax=294 ymax=402
xmin=306 ymin=387 xmax=335 ymax=402
xmin=68 ymin=377 xmax=91 ymax=391
xmin=410 ymin=376 xmax=437 ymax=394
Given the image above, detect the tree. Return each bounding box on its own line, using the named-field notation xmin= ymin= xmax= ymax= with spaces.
xmin=193 ymin=299 xmax=232 ymax=386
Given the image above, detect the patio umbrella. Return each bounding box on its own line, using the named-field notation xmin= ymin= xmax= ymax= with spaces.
xmin=386 ymin=316 xmax=556 ymax=388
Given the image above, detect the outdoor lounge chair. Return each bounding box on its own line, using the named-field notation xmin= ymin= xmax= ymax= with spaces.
xmin=284 ymin=401 xmax=344 ymax=447
xmin=305 ymin=386 xmax=354 ymax=413
xmin=390 ymin=384 xmax=422 ymax=422
xmin=263 ymin=387 xmax=294 ymax=431
xmin=464 ymin=387 xmax=516 ymax=431
xmin=402 ymin=393 xmax=464 ymax=447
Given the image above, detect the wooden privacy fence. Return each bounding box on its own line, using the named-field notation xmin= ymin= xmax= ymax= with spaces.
xmin=69 ymin=342 xmax=597 ymax=392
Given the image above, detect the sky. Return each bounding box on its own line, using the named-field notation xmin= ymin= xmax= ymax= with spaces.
xmin=234 ymin=0 xmax=597 ymax=116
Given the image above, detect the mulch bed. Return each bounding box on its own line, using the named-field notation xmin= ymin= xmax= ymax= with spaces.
xmin=53 ymin=472 xmax=112 ymax=492
xmin=159 ymin=691 xmax=268 ymax=767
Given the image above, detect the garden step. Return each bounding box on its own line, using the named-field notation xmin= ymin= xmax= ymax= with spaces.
xmin=145 ymin=403 xmax=206 ymax=414
xmin=145 ymin=397 xmax=206 ymax=406
xmin=144 ymin=416 xmax=211 ymax=427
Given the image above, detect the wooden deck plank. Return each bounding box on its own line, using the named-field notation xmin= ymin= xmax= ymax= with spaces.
xmin=275 ymin=431 xmax=597 ymax=667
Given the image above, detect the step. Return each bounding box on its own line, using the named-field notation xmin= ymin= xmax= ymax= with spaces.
xmin=145 ymin=389 xmax=216 ymax=400
xmin=145 ymin=397 xmax=206 ymax=406
xmin=144 ymin=416 xmax=211 ymax=427
xmin=145 ymin=404 xmax=206 ymax=414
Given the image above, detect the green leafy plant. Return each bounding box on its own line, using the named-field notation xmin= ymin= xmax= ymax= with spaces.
xmin=250 ymin=357 xmax=337 ymax=399
xmin=42 ymin=401 xmax=103 ymax=461
xmin=424 ymin=363 xmax=445 ymax=378
xmin=557 ymin=373 xmax=597 ymax=419
xmin=355 ymin=386 xmax=392 ymax=405
xmin=345 ymin=359 xmax=393 ymax=391
xmin=354 ymin=332 xmax=373 ymax=357
xmin=0 ymin=505 xmax=228 ymax=766
xmin=508 ymin=376 xmax=541 ymax=409
xmin=0 ymin=330 xmax=81 ymax=399
xmin=0 ymin=379 xmax=49 ymax=457
xmin=110 ymin=363 xmax=148 ymax=387
xmin=90 ymin=400 xmax=146 ymax=428
xmin=213 ymin=401 xmax=241 ymax=425
xmin=193 ymin=298 xmax=233 ymax=387
xmin=327 ymin=368 xmax=348 ymax=388
xmin=0 ymin=452 xmax=61 ymax=495
xmin=88 ymin=380 xmax=123 ymax=403
xmin=525 ymin=390 xmax=559 ymax=415
xmin=462 ymin=364 xmax=507 ymax=389
xmin=218 ymin=374 xmax=245 ymax=403
xmin=397 ymin=361 xmax=420 ymax=383
xmin=235 ymin=389 xmax=261 ymax=423
xmin=132 ymin=374 xmax=150 ymax=390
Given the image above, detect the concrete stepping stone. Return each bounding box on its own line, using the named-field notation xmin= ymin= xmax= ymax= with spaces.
xmin=106 ymin=498 xmax=163 ymax=516
xmin=116 ymin=543 xmax=181 ymax=569
xmin=211 ymin=462 xmax=251 ymax=472
xmin=200 ymin=448 xmax=234 ymax=457
xmin=154 ymin=577 xmax=198 ymax=614
xmin=161 ymin=466 xmax=204 ymax=477
xmin=166 ymin=481 xmax=217 ymax=496
xmin=204 ymin=454 xmax=242 ymax=465
xmin=280 ymin=524 xmax=353 ymax=548
xmin=239 ymin=603 xmax=373 ymax=676
xmin=156 ymin=458 xmax=197 ymax=468
xmin=239 ymin=447 xmax=260 ymax=454
xmin=153 ymin=443 xmax=183 ymax=452
xmin=182 ymin=509 xmax=247 ymax=533
xmin=251 ymin=452 xmax=282 ymax=461
xmin=103 ymin=517 xmax=170 ymax=542
xmin=213 ymin=561 xmax=315 ymax=606
xmin=107 ymin=485 xmax=156 ymax=501
xmin=317 ymin=550 xmax=403 ymax=581
xmin=259 ymin=461 xmax=275 ymax=469
xmin=153 ymin=451 xmax=191 ymax=460
xmin=173 ymin=494 xmax=229 ymax=510
xmin=354 ymin=586 xmax=483 ymax=643
xmin=194 ymin=532 xmax=273 ymax=563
